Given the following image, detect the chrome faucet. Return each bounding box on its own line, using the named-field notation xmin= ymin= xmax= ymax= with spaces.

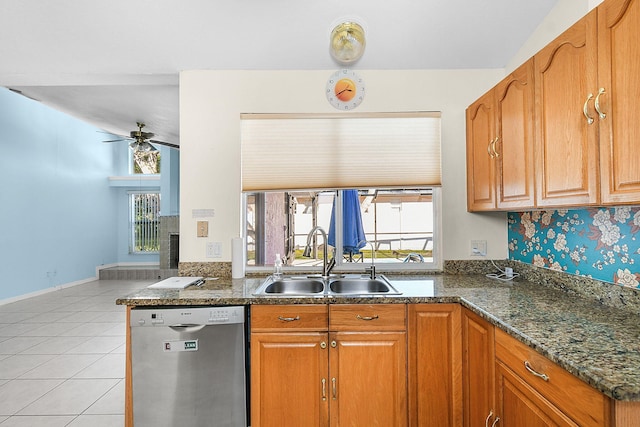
xmin=303 ymin=226 xmax=335 ymax=279
xmin=358 ymin=240 xmax=377 ymax=279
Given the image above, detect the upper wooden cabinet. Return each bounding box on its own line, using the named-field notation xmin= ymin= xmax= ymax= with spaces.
xmin=466 ymin=89 xmax=497 ymax=211
xmin=597 ymin=0 xmax=640 ymax=204
xmin=534 ymin=10 xmax=600 ymax=207
xmin=467 ymin=0 xmax=640 ymax=210
xmin=466 ymin=59 xmax=535 ymax=211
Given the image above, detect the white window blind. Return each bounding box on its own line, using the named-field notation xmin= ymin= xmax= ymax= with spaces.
xmin=241 ymin=112 xmax=441 ymax=192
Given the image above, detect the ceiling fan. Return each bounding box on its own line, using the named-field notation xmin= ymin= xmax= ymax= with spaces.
xmin=103 ymin=122 xmax=179 ymax=151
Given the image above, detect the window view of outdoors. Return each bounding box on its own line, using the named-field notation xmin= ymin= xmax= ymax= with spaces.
xmin=246 ymin=188 xmax=434 ymax=268
xmin=130 ymin=192 xmax=161 ymax=253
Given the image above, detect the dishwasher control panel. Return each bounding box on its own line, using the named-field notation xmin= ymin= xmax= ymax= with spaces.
xmin=131 ymin=306 xmax=245 ymax=327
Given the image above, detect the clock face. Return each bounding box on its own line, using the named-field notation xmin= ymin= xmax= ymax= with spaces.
xmin=326 ymin=69 xmax=365 ymax=110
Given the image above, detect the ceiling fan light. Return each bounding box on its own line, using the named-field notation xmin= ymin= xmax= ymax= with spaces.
xmin=140 ymin=141 xmax=157 ymax=152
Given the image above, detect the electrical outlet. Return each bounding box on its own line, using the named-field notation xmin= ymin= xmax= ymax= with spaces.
xmin=470 ymin=240 xmax=487 ymax=257
xmin=206 ymin=242 xmax=222 ymax=258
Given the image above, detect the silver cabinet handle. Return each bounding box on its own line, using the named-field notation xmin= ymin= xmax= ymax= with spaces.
xmin=595 ymin=87 xmax=606 ymax=119
xmin=524 ymin=360 xmax=550 ymax=381
xmin=485 ymin=411 xmax=493 ymax=427
xmin=583 ymin=93 xmax=594 ymax=124
xmin=320 ymin=341 xmax=327 ymax=349
xmin=331 ymin=340 xmax=337 ymax=348
xmin=277 ymin=315 xmax=300 ymax=322
xmin=356 ymin=314 xmax=379 ymax=321
xmin=332 ymin=377 xmax=337 ymax=400
xmin=491 ymin=417 xmax=500 ymax=427
xmin=321 ymin=378 xmax=327 ymax=401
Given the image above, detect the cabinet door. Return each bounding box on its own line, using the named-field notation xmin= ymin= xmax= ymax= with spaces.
xmin=408 ymin=304 xmax=462 ymax=426
xmin=462 ymin=309 xmax=495 ymax=427
xmin=598 ymin=0 xmax=640 ymax=204
xmin=466 ymin=90 xmax=497 ymax=211
xmin=251 ymin=332 xmax=329 ymax=427
xmin=329 ymin=331 xmax=407 ymax=427
xmin=496 ymin=361 xmax=578 ymax=427
xmin=534 ymin=10 xmax=599 ymax=207
xmin=495 ymin=59 xmax=536 ymax=209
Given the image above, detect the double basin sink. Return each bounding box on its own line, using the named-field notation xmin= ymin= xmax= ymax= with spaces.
xmin=253 ymin=274 xmax=401 ymax=297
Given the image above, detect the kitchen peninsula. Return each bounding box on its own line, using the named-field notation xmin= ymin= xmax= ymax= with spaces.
xmin=117 ymin=264 xmax=640 ymax=426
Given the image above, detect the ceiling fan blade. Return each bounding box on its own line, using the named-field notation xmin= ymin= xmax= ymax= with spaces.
xmin=102 ymin=138 xmax=128 ymax=143
xmin=149 ymin=139 xmax=180 ymax=150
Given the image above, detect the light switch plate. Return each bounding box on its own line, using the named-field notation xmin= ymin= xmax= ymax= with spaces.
xmin=206 ymin=242 xmax=222 ymax=258
xmin=197 ymin=221 xmax=208 ymax=237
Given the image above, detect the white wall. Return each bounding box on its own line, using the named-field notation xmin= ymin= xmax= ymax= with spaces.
xmin=506 ymin=0 xmax=598 ymax=73
xmin=179 ymin=69 xmax=506 ymax=264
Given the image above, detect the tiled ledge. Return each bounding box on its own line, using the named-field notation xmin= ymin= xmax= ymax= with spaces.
xmin=99 ymin=266 xmax=178 ymax=281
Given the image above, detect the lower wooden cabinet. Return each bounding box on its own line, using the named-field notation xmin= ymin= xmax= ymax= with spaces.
xmin=408 ymin=304 xmax=463 ymax=426
xmin=495 ymin=328 xmax=612 ymax=427
xmin=462 ymin=308 xmax=495 ymax=427
xmin=251 ymin=304 xmax=407 ymax=427
xmin=496 ymin=359 xmax=579 ymax=426
xmin=250 ymin=303 xmax=636 ymax=427
xmin=251 ymin=305 xmax=329 ymax=427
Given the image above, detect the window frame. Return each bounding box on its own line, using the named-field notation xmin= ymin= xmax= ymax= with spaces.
xmin=243 ymin=187 xmax=442 ymax=274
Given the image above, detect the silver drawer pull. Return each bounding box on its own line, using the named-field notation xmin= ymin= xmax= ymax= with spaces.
xmin=356 ymin=314 xmax=379 ymax=321
xmin=277 ymin=315 xmax=300 ymax=322
xmin=524 ymin=360 xmax=549 ymax=381
xmin=491 ymin=417 xmax=500 ymax=427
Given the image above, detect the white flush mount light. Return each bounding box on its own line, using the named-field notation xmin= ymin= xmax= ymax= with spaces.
xmin=329 ymin=21 xmax=366 ymax=65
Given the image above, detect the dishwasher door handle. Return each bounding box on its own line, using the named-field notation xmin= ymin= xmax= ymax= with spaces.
xmin=169 ymin=324 xmax=207 ymax=333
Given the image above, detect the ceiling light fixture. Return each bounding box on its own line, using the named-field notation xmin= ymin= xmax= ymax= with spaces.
xmin=329 ymin=21 xmax=366 ymax=65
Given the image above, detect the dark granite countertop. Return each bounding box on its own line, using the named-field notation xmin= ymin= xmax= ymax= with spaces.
xmin=116 ymin=274 xmax=640 ymax=401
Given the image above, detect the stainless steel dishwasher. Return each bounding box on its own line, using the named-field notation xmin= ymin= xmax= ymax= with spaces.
xmin=130 ymin=306 xmax=247 ymax=427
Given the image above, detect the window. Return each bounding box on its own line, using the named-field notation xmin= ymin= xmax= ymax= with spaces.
xmin=241 ymin=112 xmax=441 ymax=272
xmin=245 ymin=188 xmax=440 ymax=272
xmin=130 ymin=192 xmax=161 ymax=253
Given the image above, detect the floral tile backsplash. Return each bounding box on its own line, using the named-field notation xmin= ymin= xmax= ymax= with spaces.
xmin=508 ymin=207 xmax=640 ymax=289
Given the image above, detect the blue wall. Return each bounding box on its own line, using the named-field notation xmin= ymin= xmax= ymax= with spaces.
xmin=0 ymin=87 xmax=167 ymax=300
xmin=508 ymin=207 xmax=640 ymax=288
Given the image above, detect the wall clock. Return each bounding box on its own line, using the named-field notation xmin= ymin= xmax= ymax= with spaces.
xmin=326 ymin=69 xmax=365 ymax=110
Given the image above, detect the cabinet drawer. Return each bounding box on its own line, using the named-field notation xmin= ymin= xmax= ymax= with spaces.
xmin=330 ymin=304 xmax=406 ymax=331
xmin=251 ymin=305 xmax=328 ymax=332
xmin=495 ymin=328 xmax=610 ymax=427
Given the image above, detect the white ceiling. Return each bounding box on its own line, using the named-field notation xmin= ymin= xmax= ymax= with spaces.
xmin=0 ymin=0 xmax=558 ymax=146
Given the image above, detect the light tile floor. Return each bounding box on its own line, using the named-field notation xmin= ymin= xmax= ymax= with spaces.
xmin=0 ymin=279 xmax=152 ymax=426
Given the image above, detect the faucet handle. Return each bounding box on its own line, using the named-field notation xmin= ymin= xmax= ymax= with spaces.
xmin=365 ymin=265 xmax=376 ymax=279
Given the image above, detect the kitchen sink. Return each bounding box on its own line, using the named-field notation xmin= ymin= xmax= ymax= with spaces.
xmin=329 ymin=276 xmax=400 ymax=295
xmin=253 ymin=274 xmax=401 ymax=296
xmin=260 ymin=278 xmax=325 ymax=295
